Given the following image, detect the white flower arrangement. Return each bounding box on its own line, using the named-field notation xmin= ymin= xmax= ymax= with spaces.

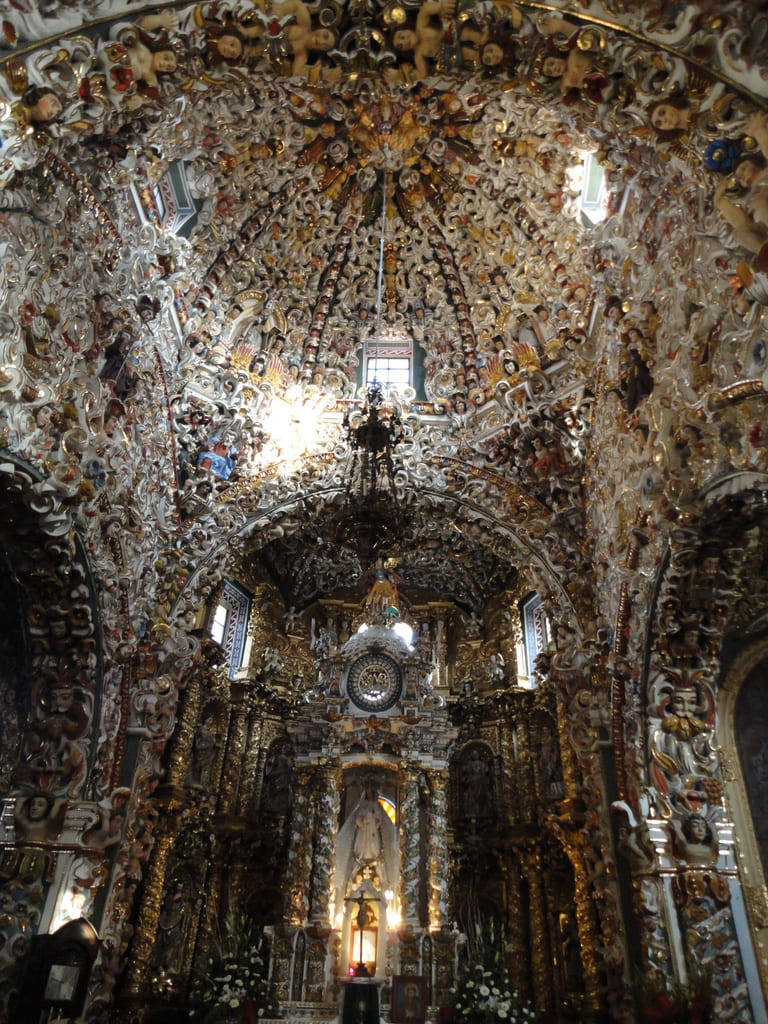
xmin=190 ymin=912 xmax=281 ymax=1022
xmin=452 ymin=963 xmax=536 ymax=1024
xmin=451 ymin=915 xmax=536 ymax=1024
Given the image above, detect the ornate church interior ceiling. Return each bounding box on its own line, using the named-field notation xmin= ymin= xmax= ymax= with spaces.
xmin=1 ymin=0 xmax=768 ymax=1020
xmin=1 ymin=0 xmax=767 ymax=625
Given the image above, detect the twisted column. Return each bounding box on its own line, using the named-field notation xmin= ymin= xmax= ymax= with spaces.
xmin=555 ymin=827 xmax=605 ymax=1021
xmin=399 ymin=765 xmax=421 ymax=926
xmin=235 ymin=710 xmax=264 ymax=816
xmin=516 ymin=707 xmax=538 ymax=823
xmin=498 ymin=714 xmax=520 ymax=826
xmin=121 ymin=655 xmax=212 ymax=996
xmin=426 ymin=770 xmax=450 ymax=930
xmin=309 ymin=762 xmax=341 ymax=925
xmin=216 ymin=682 xmax=249 ymax=815
xmin=521 ymin=846 xmax=554 ymax=1018
xmin=503 ymin=858 xmax=529 ymax=1000
xmin=121 ymin=829 xmax=176 ymax=996
xmin=284 ymin=768 xmax=315 ymax=926
xmin=163 ymin=666 xmax=204 ymax=788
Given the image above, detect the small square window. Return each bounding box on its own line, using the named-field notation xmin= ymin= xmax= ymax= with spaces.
xmin=366 ymin=355 xmax=411 ymax=393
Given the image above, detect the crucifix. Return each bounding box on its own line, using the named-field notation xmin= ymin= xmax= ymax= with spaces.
xmin=345 ymin=892 xmax=379 ymax=977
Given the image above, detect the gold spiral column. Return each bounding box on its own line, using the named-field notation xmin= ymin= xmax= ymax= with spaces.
xmin=216 ymin=681 xmax=250 ymax=816
xmin=502 ymin=856 xmax=528 ymax=1001
xmin=516 ymin=700 xmax=538 ymax=824
xmin=163 ymin=659 xmax=206 ymax=790
xmin=119 ymin=646 xmax=212 ymax=1000
xmin=551 ymin=651 xmax=617 ymax=1022
xmin=521 ymin=845 xmax=554 ymax=1018
xmin=235 ymin=701 xmax=264 ymax=816
xmin=498 ymin=714 xmax=521 ymax=827
xmin=121 ymin=821 xmax=177 ymax=999
xmin=194 ymin=684 xmax=252 ymax=974
xmin=555 ymin=825 xmax=604 ymax=1021
xmin=284 ymin=767 xmax=316 ymax=926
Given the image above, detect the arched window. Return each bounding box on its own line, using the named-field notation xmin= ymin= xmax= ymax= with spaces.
xmin=209 ymin=581 xmax=251 ymax=678
xmin=378 ymin=795 xmax=396 ymax=825
xmin=519 ymin=593 xmax=550 ymax=688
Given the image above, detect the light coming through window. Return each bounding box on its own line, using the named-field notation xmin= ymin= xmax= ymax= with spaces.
xmin=366 ymin=355 xmax=411 ymax=392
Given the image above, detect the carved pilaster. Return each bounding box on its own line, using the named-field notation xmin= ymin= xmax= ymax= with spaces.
xmin=284 ymin=768 xmax=315 ymax=926
xmin=164 ymin=671 xmax=204 ymax=789
xmin=426 ymin=770 xmax=450 ymax=930
xmin=250 ymin=741 xmax=270 ymax=818
xmin=433 ymin=928 xmax=457 ymax=1008
xmin=672 ymin=867 xmax=754 ymax=1022
xmin=554 ymin=676 xmax=585 ymax=809
xmin=237 ymin=709 xmax=264 ymax=815
xmin=121 ymin=828 xmax=176 ymax=996
xmin=521 ymin=846 xmax=553 ymax=1016
xmin=309 ymin=762 xmax=341 ymax=925
xmin=503 ymin=857 xmax=529 ymax=1001
xmin=498 ymin=715 xmax=520 ymax=826
xmin=556 ymin=828 xmax=604 ymax=1022
xmin=399 ymin=765 xmax=421 ymax=925
xmin=192 ymin=832 xmax=228 ymax=976
xmin=217 ymin=683 xmax=250 ymax=815
xmin=515 ymin=707 xmax=537 ymax=823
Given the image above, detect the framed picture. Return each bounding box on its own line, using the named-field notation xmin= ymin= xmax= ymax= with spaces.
xmin=391 ymin=975 xmax=427 ymax=1023
xmin=44 ymin=963 xmax=81 ymax=1003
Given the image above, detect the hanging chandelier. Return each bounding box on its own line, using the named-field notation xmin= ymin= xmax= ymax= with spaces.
xmin=332 ymin=166 xmax=406 ymax=568
xmin=334 ymin=382 xmax=405 ymax=567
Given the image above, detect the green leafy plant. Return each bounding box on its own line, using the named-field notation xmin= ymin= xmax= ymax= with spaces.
xmin=190 ymin=912 xmax=281 ymax=1022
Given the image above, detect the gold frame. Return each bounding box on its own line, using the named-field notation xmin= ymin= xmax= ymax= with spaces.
xmin=391 ymin=975 xmax=427 ymax=1023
